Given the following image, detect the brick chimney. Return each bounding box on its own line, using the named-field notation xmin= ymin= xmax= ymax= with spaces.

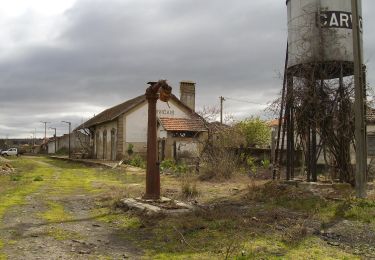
xmin=180 ymin=81 xmax=196 ymax=111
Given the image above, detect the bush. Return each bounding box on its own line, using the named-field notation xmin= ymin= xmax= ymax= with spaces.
xmin=236 ymin=117 xmax=271 ymax=147
xmin=261 ymin=159 xmax=271 ymax=169
xmin=160 ymin=159 xmax=188 ymax=176
xmin=200 ymin=148 xmax=239 ymax=180
xmin=127 ymin=143 xmax=134 ymax=156
xmin=160 ymin=159 xmax=175 ymax=171
xmin=181 ymin=174 xmax=199 ymax=198
xmin=127 ymin=155 xmax=146 ymax=169
xmin=246 ymin=156 xmax=257 ymax=175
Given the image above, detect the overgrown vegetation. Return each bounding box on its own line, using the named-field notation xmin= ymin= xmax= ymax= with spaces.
xmin=0 ymin=157 xmax=373 ymax=259
xmin=125 ymin=154 xmax=146 ymax=169
xmin=160 ymin=159 xmax=188 ymax=176
xmin=236 ymin=117 xmax=271 ymax=148
xmin=200 ymin=148 xmax=239 ymax=180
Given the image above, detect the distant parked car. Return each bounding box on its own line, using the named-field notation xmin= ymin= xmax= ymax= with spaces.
xmin=1 ymin=148 xmax=19 ymax=156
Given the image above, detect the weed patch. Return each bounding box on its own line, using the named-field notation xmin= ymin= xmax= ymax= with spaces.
xmin=92 ymin=207 xmax=141 ymax=229
xmin=33 ymin=176 xmax=44 ymax=182
xmin=47 ymin=227 xmax=82 ymax=241
xmin=40 ymin=201 xmax=72 ymax=223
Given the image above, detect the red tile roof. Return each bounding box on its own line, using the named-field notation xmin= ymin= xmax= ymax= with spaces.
xmin=268 ymin=118 xmax=284 ymax=127
xmin=159 ymin=118 xmax=207 ymax=132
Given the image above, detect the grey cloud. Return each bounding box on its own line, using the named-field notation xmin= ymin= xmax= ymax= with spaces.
xmin=0 ymin=0 xmax=374 ymax=137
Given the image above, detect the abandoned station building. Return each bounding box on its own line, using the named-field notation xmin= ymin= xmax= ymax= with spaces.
xmin=76 ymin=81 xmax=208 ymax=161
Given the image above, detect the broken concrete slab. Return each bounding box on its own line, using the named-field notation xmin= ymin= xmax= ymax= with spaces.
xmin=120 ymin=197 xmax=195 ymax=216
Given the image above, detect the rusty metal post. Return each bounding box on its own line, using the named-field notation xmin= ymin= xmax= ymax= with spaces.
xmin=144 ymin=81 xmax=172 ymax=200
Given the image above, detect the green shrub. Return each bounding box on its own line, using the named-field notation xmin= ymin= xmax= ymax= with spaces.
xmin=246 ymin=157 xmax=257 ymax=175
xmin=342 ymin=199 xmax=375 ymax=223
xmin=160 ymin=159 xmax=175 ymax=171
xmin=127 ymin=143 xmax=134 ymax=156
xmin=261 ymin=159 xmax=270 ymax=169
xmin=160 ymin=159 xmax=188 ymax=176
xmin=127 ymin=155 xmax=146 ymax=169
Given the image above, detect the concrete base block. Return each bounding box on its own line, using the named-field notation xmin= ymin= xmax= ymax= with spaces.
xmin=121 ymin=198 xmax=163 ymax=214
xmin=120 ymin=197 xmax=195 ymax=216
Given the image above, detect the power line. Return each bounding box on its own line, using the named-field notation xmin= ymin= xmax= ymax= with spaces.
xmin=223 ymin=97 xmax=266 ymax=106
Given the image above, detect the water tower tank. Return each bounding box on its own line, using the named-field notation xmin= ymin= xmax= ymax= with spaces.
xmin=287 ymin=0 xmax=363 ymax=78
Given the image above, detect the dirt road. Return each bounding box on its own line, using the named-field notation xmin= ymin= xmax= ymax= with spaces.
xmin=0 ymin=157 xmax=142 ymax=260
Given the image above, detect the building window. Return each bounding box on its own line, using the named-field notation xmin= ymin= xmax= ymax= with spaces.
xmin=171 ymin=131 xmax=197 ymax=138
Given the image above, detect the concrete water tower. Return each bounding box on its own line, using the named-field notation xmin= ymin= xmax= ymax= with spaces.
xmin=275 ymin=0 xmax=365 ymax=183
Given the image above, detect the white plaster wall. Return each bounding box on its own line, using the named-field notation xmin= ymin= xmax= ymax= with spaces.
xmin=125 ymin=100 xmax=190 ymax=144
xmin=176 ymin=141 xmax=199 ymax=157
xmin=47 ymin=141 xmax=57 ymax=154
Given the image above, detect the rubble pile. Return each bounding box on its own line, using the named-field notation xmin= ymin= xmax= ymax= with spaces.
xmin=0 ymin=158 xmax=15 ymax=175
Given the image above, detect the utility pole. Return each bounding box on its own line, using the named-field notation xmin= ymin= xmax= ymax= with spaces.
xmin=220 ymin=96 xmax=225 ymax=124
xmin=41 ymin=121 xmax=50 ymax=140
xmin=62 ymin=121 xmax=71 ymax=159
xmin=49 ymin=127 xmax=57 ymax=154
xmin=351 ymin=0 xmax=367 ymax=198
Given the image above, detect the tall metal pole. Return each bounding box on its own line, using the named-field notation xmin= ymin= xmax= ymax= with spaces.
xmin=144 ymin=80 xmax=172 ymax=200
xmin=41 ymin=121 xmax=50 ymax=140
xmin=220 ymin=96 xmax=225 ymax=124
xmin=351 ymin=0 xmax=367 ymax=198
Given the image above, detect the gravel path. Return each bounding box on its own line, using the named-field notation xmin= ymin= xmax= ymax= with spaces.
xmin=0 ymin=159 xmax=141 ymax=260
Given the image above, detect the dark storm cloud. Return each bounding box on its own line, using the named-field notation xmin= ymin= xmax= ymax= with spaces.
xmin=0 ymin=0 xmax=374 ymax=137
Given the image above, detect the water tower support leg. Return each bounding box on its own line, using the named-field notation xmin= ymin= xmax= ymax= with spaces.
xmin=306 ymin=126 xmax=311 ymax=182
xmin=311 ymin=82 xmax=318 ymax=182
xmin=286 ymin=74 xmax=294 ymax=180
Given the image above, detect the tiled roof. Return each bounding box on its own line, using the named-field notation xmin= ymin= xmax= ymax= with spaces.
xmin=76 ymin=93 xmax=204 ymax=130
xmin=159 ymin=118 xmax=207 ymax=132
xmin=268 ymin=118 xmax=284 ymax=127
xmin=76 ymin=95 xmax=146 ymax=130
xmin=207 ymin=121 xmax=230 ymax=132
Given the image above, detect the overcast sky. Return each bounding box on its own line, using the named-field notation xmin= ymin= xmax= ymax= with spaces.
xmin=0 ymin=0 xmax=374 ymax=138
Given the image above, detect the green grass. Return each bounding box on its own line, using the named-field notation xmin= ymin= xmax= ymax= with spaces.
xmin=0 ymin=157 xmax=371 ymax=259
xmin=40 ymin=200 xmax=72 ymax=222
xmin=42 ymin=158 xmax=141 ymax=195
xmin=47 ymin=227 xmax=82 ymax=241
xmin=0 ymin=158 xmax=55 ymax=253
xmin=93 ymin=207 xmax=141 ymax=229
